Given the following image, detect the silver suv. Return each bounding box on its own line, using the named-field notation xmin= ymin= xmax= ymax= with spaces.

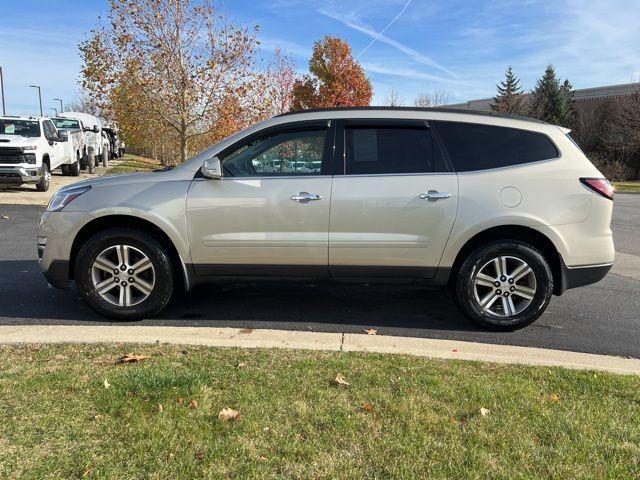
xmin=38 ymin=108 xmax=615 ymax=329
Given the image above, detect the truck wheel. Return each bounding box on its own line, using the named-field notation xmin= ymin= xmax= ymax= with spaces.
xmin=88 ymin=150 xmax=96 ymax=174
xmin=102 ymin=148 xmax=109 ymax=168
xmin=75 ymin=228 xmax=175 ymax=320
xmin=36 ymin=163 xmax=50 ymax=192
xmin=61 ymin=165 xmax=70 ymax=176
xmin=70 ymin=156 xmax=81 ymax=176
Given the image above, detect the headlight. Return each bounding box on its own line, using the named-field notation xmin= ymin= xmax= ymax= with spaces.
xmin=47 ymin=185 xmax=92 ymax=212
xmin=22 ymin=145 xmax=38 ymax=151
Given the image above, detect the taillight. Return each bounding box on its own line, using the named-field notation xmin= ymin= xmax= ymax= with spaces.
xmin=580 ymin=177 xmax=614 ymax=200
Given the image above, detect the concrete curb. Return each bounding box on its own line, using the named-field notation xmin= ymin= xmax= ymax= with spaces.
xmin=1 ymin=325 xmax=639 ymax=375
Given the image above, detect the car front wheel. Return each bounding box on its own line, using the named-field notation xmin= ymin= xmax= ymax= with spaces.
xmin=454 ymin=240 xmax=553 ymax=330
xmin=75 ymin=228 xmax=174 ymax=320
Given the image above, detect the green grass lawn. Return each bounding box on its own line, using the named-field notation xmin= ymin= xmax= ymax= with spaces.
xmin=1 ymin=344 xmax=638 ymax=479
xmin=613 ymin=181 xmax=640 ymax=193
xmin=106 ymin=154 xmax=162 ymax=175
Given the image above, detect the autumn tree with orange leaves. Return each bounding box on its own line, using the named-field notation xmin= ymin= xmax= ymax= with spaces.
xmin=292 ymin=36 xmax=372 ymax=110
xmin=79 ymin=0 xmax=271 ymax=163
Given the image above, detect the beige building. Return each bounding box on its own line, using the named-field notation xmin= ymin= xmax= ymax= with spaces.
xmin=447 ymin=82 xmax=639 ymax=112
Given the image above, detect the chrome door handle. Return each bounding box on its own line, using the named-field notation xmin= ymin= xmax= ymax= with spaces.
xmin=419 ymin=190 xmax=451 ymax=200
xmin=290 ymin=192 xmax=322 ymax=203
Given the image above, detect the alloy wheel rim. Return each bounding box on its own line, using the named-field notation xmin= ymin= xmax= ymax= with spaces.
xmin=91 ymin=244 xmax=155 ymax=307
xmin=472 ymin=255 xmax=537 ymax=317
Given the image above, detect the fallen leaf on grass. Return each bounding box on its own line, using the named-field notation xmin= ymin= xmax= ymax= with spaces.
xmin=117 ymin=353 xmax=151 ymax=363
xmin=479 ymin=407 xmax=490 ymax=417
xmin=258 ymin=455 xmax=268 ymax=462
xmin=450 ymin=416 xmax=468 ymax=431
xmin=189 ymin=399 xmax=199 ymax=409
xmin=362 ymin=402 xmax=373 ymax=412
xmin=237 ymin=361 xmax=247 ymax=368
xmin=103 ymin=379 xmax=111 ymax=389
xmin=334 ymin=374 xmax=350 ymax=386
xmin=218 ymin=407 xmax=240 ymax=421
xmin=158 ymin=403 xmax=164 ymax=413
xmin=364 ymin=328 xmax=377 ymax=335
xmin=549 ymin=393 xmax=560 ymax=402
xmin=194 ymin=452 xmax=204 ymax=461
xmin=82 ymin=468 xmax=91 ymax=477
xmin=176 ymin=397 xmax=185 ymax=405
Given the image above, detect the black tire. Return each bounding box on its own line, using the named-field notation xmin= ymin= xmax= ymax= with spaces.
xmin=61 ymin=165 xmax=70 ymax=176
xmin=75 ymin=228 xmax=174 ymax=320
xmin=88 ymin=150 xmax=96 ymax=174
xmin=454 ymin=240 xmax=553 ymax=330
xmin=35 ymin=163 xmax=50 ymax=192
xmin=70 ymin=156 xmax=81 ymax=176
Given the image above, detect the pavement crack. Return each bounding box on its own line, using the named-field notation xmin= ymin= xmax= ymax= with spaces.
xmin=339 ymin=332 xmax=345 ymax=351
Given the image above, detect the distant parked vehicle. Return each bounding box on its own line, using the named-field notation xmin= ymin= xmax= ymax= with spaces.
xmin=59 ymin=111 xmax=103 ymax=174
xmin=0 ymin=116 xmax=72 ymax=191
xmin=51 ymin=117 xmax=86 ymax=177
xmin=38 ymin=107 xmax=615 ymax=329
xmin=102 ymin=127 xmax=124 ymax=159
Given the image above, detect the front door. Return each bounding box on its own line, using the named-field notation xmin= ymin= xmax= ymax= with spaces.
xmin=329 ymin=120 xmax=458 ymax=277
xmin=186 ymin=121 xmax=335 ymax=275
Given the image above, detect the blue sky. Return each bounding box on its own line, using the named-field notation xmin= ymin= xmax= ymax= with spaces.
xmin=2 ymin=0 xmax=639 ymax=116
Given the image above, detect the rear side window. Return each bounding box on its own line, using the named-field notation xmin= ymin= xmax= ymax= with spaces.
xmin=434 ymin=121 xmax=558 ymax=172
xmin=344 ymin=127 xmax=447 ymax=175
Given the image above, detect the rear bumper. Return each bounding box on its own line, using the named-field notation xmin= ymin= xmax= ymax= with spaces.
xmin=0 ymin=166 xmax=42 ymax=184
xmin=558 ymin=259 xmax=612 ymax=294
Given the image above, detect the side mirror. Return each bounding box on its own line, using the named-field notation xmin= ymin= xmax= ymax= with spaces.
xmin=93 ymin=125 xmax=100 ymax=134
xmin=201 ymin=156 xmax=222 ymax=179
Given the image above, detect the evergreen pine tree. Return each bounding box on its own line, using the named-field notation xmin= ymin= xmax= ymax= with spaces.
xmin=491 ymin=66 xmax=523 ymax=114
xmin=529 ymin=64 xmax=574 ymax=125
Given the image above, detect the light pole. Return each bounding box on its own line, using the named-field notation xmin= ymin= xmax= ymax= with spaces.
xmin=53 ymin=98 xmax=63 ymax=113
xmin=0 ymin=66 xmax=6 ymax=115
xmin=29 ymin=84 xmax=43 ymax=117
xmin=50 ymin=107 xmax=58 ymax=116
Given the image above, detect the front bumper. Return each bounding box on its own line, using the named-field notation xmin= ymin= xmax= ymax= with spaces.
xmin=0 ymin=166 xmax=42 ymax=184
xmin=38 ymin=210 xmax=92 ymax=290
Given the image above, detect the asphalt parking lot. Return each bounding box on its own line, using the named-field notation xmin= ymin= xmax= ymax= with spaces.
xmin=1 ymin=191 xmax=639 ymax=358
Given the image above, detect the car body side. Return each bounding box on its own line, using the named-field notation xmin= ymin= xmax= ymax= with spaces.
xmin=38 ymin=109 xmax=614 ymax=294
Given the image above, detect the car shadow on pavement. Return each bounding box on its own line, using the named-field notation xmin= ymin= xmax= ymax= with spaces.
xmin=0 ymin=259 xmax=481 ymax=333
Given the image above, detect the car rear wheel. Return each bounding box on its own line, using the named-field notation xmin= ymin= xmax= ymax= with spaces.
xmin=454 ymin=241 xmax=553 ymax=330
xmin=75 ymin=228 xmax=174 ymax=320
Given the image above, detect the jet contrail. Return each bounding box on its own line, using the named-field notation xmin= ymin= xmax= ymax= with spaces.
xmin=355 ymin=0 xmax=413 ymax=60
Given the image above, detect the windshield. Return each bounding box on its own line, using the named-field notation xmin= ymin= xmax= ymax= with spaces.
xmin=0 ymin=119 xmax=41 ymax=137
xmin=52 ymin=118 xmax=80 ymax=130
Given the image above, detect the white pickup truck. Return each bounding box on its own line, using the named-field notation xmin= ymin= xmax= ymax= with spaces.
xmin=59 ymin=111 xmax=104 ymax=173
xmin=0 ymin=116 xmax=77 ymax=191
xmin=51 ymin=117 xmax=86 ymax=176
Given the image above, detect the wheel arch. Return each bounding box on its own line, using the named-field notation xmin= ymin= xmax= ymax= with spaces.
xmin=69 ymin=214 xmax=190 ymax=291
xmin=449 ymin=225 xmax=564 ymax=295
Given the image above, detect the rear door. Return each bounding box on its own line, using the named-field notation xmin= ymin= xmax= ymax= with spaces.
xmin=329 ymin=119 xmax=458 ymax=277
xmin=186 ymin=120 xmax=335 ymax=274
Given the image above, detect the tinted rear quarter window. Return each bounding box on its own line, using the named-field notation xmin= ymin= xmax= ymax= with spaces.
xmin=344 ymin=126 xmax=447 ymax=174
xmin=434 ymin=121 xmax=558 ymax=172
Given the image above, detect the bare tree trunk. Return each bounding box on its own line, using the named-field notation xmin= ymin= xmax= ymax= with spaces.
xmin=180 ymin=119 xmax=188 ymax=163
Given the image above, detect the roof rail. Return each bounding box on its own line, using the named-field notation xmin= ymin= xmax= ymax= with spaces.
xmin=276 ymin=106 xmax=548 ymax=124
